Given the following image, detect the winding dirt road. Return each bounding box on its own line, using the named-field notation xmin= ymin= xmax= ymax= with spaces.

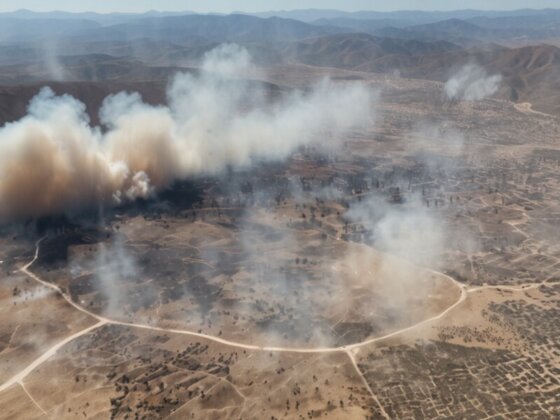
xmin=514 ymin=102 xmax=553 ymax=118
xmin=2 ymin=236 xmax=532 ymax=400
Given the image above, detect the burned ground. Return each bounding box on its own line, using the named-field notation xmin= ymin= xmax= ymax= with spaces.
xmin=0 ymin=69 xmax=559 ymax=418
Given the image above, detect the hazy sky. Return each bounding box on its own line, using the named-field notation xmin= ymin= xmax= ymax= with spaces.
xmin=0 ymin=0 xmax=558 ymax=13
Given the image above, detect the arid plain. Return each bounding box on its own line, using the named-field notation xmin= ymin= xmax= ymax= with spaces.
xmin=0 ymin=61 xmax=558 ymax=420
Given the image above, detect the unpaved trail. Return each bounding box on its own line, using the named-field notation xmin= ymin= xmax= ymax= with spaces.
xmin=345 ymin=349 xmax=390 ymax=419
xmin=514 ymin=102 xmax=552 ymax=118
xmin=468 ymin=281 xmax=548 ymax=293
xmin=0 ymin=237 xmax=470 ymax=392
xmin=346 ymin=280 xmax=468 ymax=350
xmin=20 ymin=381 xmax=48 ymax=416
xmin=0 ymin=320 xmax=107 ymax=393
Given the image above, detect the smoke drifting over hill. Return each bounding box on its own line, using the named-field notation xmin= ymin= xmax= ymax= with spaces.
xmin=0 ymin=44 xmax=371 ymax=222
xmin=444 ymin=63 xmax=502 ymax=101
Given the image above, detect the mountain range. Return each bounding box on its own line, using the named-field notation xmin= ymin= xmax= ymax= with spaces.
xmin=0 ymin=9 xmax=559 ymax=116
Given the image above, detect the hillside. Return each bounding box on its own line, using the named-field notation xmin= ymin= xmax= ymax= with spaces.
xmin=0 ymin=11 xmax=560 ymax=115
xmin=79 ymin=14 xmax=342 ymax=44
xmin=282 ymin=33 xmax=460 ymax=72
xmin=279 ymin=34 xmax=560 ymax=115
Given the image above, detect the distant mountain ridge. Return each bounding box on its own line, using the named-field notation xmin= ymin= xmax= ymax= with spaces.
xmin=310 ymin=16 xmax=560 ymax=45
xmin=280 ymin=33 xmax=460 ymax=72
xmin=280 ymin=33 xmax=560 ymax=114
xmin=0 ymin=13 xmax=343 ymax=44
xmin=2 ymin=9 xmax=560 ymax=46
xmin=99 ymin=14 xmax=342 ymax=43
xmin=252 ymin=8 xmax=560 ymax=23
xmin=1 ymin=8 xmax=560 ymax=116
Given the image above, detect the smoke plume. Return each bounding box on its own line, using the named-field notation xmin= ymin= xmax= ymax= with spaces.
xmin=444 ymin=63 xmax=502 ymax=101
xmin=0 ymin=44 xmax=371 ymax=222
xmin=346 ymin=194 xmax=445 ymax=268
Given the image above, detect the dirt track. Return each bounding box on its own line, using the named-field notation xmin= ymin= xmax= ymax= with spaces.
xmin=3 ymin=236 xmax=542 ymax=395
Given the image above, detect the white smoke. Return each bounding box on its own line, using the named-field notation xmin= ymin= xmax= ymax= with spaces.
xmin=444 ymin=63 xmax=502 ymax=101
xmin=94 ymin=237 xmax=139 ymax=316
xmin=0 ymin=44 xmax=372 ymax=222
xmin=42 ymin=38 xmax=66 ymax=81
xmin=346 ymin=195 xmax=446 ymax=268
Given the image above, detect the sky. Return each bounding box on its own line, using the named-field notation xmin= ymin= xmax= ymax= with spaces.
xmin=0 ymin=0 xmax=558 ymax=13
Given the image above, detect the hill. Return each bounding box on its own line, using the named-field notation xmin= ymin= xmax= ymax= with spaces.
xmin=281 ymin=33 xmax=460 ymax=72
xmin=283 ymin=34 xmax=560 ymax=114
xmin=79 ymin=14 xmax=343 ymax=44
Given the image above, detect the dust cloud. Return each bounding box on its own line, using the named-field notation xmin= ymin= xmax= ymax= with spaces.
xmin=0 ymin=44 xmax=372 ymax=222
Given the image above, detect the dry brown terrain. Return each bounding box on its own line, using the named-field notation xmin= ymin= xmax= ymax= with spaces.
xmin=0 ymin=65 xmax=558 ymax=419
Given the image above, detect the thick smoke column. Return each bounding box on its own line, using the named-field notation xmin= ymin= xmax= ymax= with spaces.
xmin=444 ymin=63 xmax=502 ymax=101
xmin=0 ymin=44 xmax=371 ymax=222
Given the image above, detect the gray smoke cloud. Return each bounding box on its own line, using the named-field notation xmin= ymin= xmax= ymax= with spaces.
xmin=42 ymin=38 xmax=66 ymax=82
xmin=0 ymin=44 xmax=372 ymax=222
xmin=444 ymin=63 xmax=502 ymax=101
xmin=346 ymin=194 xmax=446 ymax=269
